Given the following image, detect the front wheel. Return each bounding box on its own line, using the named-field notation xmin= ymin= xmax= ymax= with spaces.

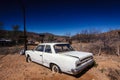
xmin=51 ymin=64 xmax=61 ymax=73
xmin=26 ymin=56 xmax=31 ymax=63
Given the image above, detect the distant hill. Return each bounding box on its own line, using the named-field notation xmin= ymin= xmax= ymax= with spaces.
xmin=0 ymin=29 xmax=120 ymax=42
xmin=0 ymin=30 xmax=67 ymax=42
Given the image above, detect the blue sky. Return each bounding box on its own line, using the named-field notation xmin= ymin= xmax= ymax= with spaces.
xmin=0 ymin=0 xmax=120 ymax=35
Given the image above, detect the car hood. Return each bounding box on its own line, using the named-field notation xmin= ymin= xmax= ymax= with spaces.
xmin=62 ymin=51 xmax=93 ymax=60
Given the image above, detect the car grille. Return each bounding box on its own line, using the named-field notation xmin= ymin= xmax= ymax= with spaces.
xmin=76 ymin=56 xmax=93 ymax=67
xmin=81 ymin=56 xmax=93 ymax=64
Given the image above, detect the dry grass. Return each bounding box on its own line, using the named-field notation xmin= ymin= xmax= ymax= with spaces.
xmin=0 ymin=44 xmax=120 ymax=80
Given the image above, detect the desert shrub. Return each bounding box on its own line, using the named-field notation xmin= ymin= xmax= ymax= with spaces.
xmin=93 ymin=61 xmax=98 ymax=68
xmin=0 ymin=46 xmax=24 ymax=55
xmin=83 ymin=41 xmax=103 ymax=55
xmin=73 ymin=30 xmax=120 ymax=55
xmin=99 ymin=68 xmax=106 ymax=73
xmin=108 ymin=68 xmax=120 ymax=80
xmin=0 ymin=47 xmax=9 ymax=55
xmin=83 ymin=40 xmax=119 ymax=55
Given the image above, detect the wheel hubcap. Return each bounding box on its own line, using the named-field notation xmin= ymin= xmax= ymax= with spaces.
xmin=52 ymin=65 xmax=59 ymax=73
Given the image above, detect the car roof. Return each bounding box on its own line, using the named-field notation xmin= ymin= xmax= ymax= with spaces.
xmin=38 ymin=42 xmax=69 ymax=46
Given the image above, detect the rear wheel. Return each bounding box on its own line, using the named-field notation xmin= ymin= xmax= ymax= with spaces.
xmin=26 ymin=56 xmax=31 ymax=63
xmin=51 ymin=64 xmax=60 ymax=73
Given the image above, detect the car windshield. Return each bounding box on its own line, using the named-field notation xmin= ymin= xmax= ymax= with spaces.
xmin=54 ymin=44 xmax=74 ymax=53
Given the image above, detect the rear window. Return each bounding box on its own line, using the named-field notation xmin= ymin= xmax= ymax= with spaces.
xmin=54 ymin=44 xmax=74 ymax=53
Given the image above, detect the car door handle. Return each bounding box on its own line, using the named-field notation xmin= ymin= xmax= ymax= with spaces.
xmin=40 ymin=55 xmax=42 ymax=56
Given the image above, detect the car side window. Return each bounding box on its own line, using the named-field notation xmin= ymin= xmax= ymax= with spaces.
xmin=45 ymin=45 xmax=52 ymax=53
xmin=35 ymin=45 xmax=45 ymax=52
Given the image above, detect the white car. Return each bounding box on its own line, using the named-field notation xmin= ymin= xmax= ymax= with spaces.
xmin=25 ymin=43 xmax=94 ymax=75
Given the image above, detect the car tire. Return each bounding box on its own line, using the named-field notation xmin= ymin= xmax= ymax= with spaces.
xmin=26 ymin=56 xmax=31 ymax=63
xmin=51 ymin=64 xmax=61 ymax=73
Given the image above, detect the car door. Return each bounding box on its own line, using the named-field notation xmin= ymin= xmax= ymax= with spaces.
xmin=42 ymin=45 xmax=53 ymax=67
xmin=33 ymin=45 xmax=45 ymax=64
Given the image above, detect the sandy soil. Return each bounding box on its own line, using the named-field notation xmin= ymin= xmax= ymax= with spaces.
xmin=0 ymin=53 xmax=120 ymax=80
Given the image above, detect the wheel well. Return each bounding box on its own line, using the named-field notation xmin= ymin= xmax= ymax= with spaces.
xmin=49 ymin=63 xmax=61 ymax=72
xmin=50 ymin=63 xmax=55 ymax=68
xmin=27 ymin=54 xmax=30 ymax=57
xmin=26 ymin=54 xmax=30 ymax=62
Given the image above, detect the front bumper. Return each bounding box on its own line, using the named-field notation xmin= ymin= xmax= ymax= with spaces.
xmin=71 ymin=59 xmax=94 ymax=75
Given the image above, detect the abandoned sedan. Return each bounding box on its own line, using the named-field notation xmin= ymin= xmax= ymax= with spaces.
xmin=25 ymin=43 xmax=94 ymax=75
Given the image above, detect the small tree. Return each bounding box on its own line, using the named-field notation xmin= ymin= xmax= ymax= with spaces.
xmin=12 ymin=25 xmax=19 ymax=31
xmin=48 ymin=35 xmax=54 ymax=42
xmin=12 ymin=25 xmax=20 ymax=44
xmin=39 ymin=34 xmax=45 ymax=43
xmin=79 ymin=29 xmax=100 ymax=43
xmin=76 ymin=32 xmax=81 ymax=43
xmin=65 ymin=32 xmax=72 ymax=44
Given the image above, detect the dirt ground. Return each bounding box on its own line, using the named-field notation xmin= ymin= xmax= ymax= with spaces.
xmin=0 ymin=53 xmax=120 ymax=80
